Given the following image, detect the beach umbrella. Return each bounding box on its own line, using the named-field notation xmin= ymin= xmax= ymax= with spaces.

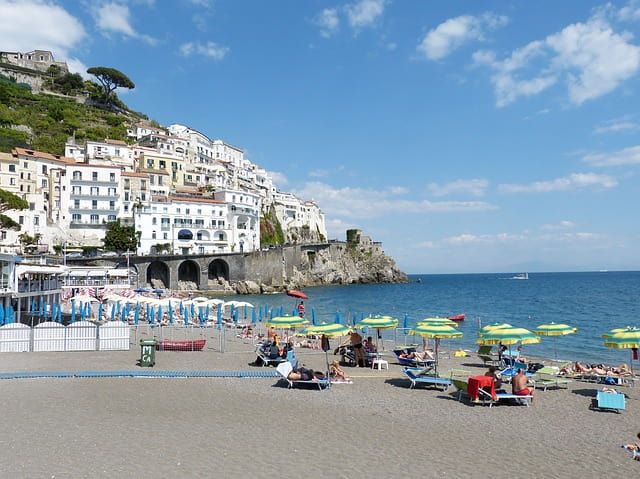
xmin=110 ymin=303 xmax=116 ymax=321
xmin=335 ymin=311 xmax=342 ymax=324
xmin=264 ymin=315 xmax=309 ymax=329
xmin=287 ymin=290 xmax=308 ymax=300
xmin=244 ymin=305 xmax=248 ymax=319
xmin=417 ymin=317 xmax=458 ymax=328
xmin=179 ymin=301 xmax=184 ymax=316
xmin=168 ymin=301 xmax=174 ymax=324
xmin=252 ymin=308 xmax=257 ymax=324
xmin=408 ymin=323 xmax=463 ymax=376
xmin=301 ymin=322 xmax=351 ymax=384
xmin=71 ymin=299 xmax=76 ymax=323
xmin=134 ymin=302 xmax=140 ymax=325
xmin=477 ymin=322 xmax=512 ymax=337
xmin=403 ymin=313 xmax=409 ymax=330
xmin=354 ymin=315 xmax=399 ymax=352
xmin=205 ymin=305 xmax=210 ymax=324
xmin=5 ymin=305 xmax=14 ymax=324
xmin=57 ymin=304 xmax=62 ymax=323
xmin=533 ymin=322 xmax=578 ymax=363
xmin=0 ymin=304 xmax=4 ymax=325
xmin=184 ymin=307 xmax=190 ymax=325
xmin=604 ymin=327 xmax=640 ymax=372
xmin=217 ymin=306 xmax=222 ymax=325
xmin=477 ymin=326 xmax=541 ymax=346
xmin=157 ymin=304 xmax=163 ymax=323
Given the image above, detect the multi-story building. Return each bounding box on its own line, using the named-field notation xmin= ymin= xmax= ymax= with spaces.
xmin=213 ymin=189 xmax=261 ymax=253
xmin=65 ymin=139 xmax=135 ymax=169
xmin=272 ymin=191 xmax=327 ymax=242
xmin=120 ymin=171 xmax=151 ymax=228
xmin=136 ymin=195 xmax=234 ymax=255
xmin=126 ymin=123 xmax=166 ymax=141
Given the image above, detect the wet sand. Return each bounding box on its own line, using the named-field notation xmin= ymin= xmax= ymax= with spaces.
xmin=0 ymin=330 xmax=638 ymax=478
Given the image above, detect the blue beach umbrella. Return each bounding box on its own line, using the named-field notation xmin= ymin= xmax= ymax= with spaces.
xmin=278 ymin=306 xmax=284 ymax=316
xmin=134 ymin=302 xmax=140 ymax=325
xmin=217 ymin=306 xmax=222 ymax=324
xmin=30 ymin=299 xmax=35 ymax=313
xmin=86 ymin=302 xmax=92 ymax=318
xmin=233 ymin=308 xmax=239 ymax=324
xmin=146 ymin=304 xmax=151 ymax=321
xmin=205 ymin=305 xmax=210 ymax=323
xmin=270 ymin=308 xmax=275 ymax=319
xmin=110 ymin=303 xmax=116 ymax=321
xmin=71 ymin=300 xmax=76 ymax=323
xmin=57 ymin=304 xmax=62 ymax=323
xmin=179 ymin=301 xmax=184 ymax=315
xmin=184 ymin=307 xmax=190 ymax=325
xmin=168 ymin=301 xmax=174 ymax=324
xmin=252 ymin=308 xmax=257 ymax=324
xmin=0 ymin=304 xmax=6 ymax=324
xmin=311 ymin=308 xmax=317 ymax=325
xmin=157 ymin=304 xmax=163 ymax=323
xmin=403 ymin=313 xmax=409 ymax=330
xmin=190 ymin=303 xmax=195 ymax=317
xmin=335 ymin=311 xmax=342 ymax=324
xmin=5 ymin=305 xmax=14 ymax=324
xmin=244 ymin=305 xmax=248 ymax=319
xmin=149 ymin=306 xmax=155 ymax=325
xmin=352 ymin=313 xmax=358 ymax=326
xmin=44 ymin=300 xmax=49 ymax=318
xmin=80 ymin=302 xmax=86 ymax=321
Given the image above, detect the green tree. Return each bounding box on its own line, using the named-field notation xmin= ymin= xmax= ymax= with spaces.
xmin=87 ymin=67 xmax=135 ymax=107
xmin=0 ymin=188 xmax=28 ymax=230
xmin=102 ymin=219 xmax=139 ymax=252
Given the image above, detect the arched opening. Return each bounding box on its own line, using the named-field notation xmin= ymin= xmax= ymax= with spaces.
xmin=178 ymin=259 xmax=200 ymax=288
xmin=147 ymin=261 xmax=169 ymax=289
xmin=196 ymin=230 xmax=210 ymax=241
xmin=177 ymin=229 xmax=193 ymax=240
xmin=208 ymin=259 xmax=229 ymax=281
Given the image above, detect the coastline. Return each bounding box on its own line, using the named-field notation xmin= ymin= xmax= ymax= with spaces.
xmin=1 ymin=331 xmax=638 ymax=478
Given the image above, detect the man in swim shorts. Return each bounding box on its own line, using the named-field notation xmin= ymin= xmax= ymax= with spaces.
xmin=512 ymin=368 xmax=533 ymax=399
xmin=349 ymin=330 xmax=366 ymax=367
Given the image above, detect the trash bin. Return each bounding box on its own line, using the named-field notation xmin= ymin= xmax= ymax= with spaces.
xmin=140 ymin=339 xmax=157 ymax=367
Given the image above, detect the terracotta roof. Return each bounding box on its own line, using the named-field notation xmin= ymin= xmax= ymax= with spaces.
xmin=169 ymin=195 xmax=223 ymax=205
xmin=13 ymin=148 xmax=75 ymax=164
xmin=122 ymin=171 xmax=149 ymax=178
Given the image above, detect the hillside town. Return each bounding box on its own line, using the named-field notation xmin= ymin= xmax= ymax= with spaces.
xmin=0 ymin=52 xmax=327 ymax=258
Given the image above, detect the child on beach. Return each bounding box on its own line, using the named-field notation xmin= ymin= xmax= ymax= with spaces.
xmin=622 ymin=432 xmax=640 ymax=461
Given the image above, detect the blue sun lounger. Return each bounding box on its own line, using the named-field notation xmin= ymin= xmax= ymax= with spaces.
xmin=478 ymin=388 xmax=533 ymax=407
xmin=276 ymin=361 xmax=329 ymax=391
xmin=401 ymin=367 xmax=451 ymax=391
xmin=595 ymin=390 xmax=625 ymax=412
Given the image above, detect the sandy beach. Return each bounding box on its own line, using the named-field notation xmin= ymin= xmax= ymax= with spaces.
xmin=0 ymin=328 xmax=638 ymax=478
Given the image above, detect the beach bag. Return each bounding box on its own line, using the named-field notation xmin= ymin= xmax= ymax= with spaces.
xmin=527 ymin=363 xmax=544 ymax=373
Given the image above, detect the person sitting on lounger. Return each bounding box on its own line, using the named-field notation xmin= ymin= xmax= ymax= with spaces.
xmin=512 ymin=368 xmax=534 ymax=399
xmin=485 ymin=366 xmax=502 ymax=389
xmin=288 ymin=365 xmax=326 ymax=381
xmin=330 ymin=360 xmax=350 ymax=382
xmin=401 ymin=349 xmax=434 ymax=361
xmin=364 ymin=336 xmax=377 ymax=354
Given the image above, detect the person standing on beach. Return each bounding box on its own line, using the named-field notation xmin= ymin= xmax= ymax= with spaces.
xmin=349 ymin=330 xmax=366 ymax=367
xmin=297 ymin=301 xmax=305 ymax=318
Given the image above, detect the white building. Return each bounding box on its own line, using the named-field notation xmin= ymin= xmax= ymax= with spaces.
xmin=272 ymin=191 xmax=327 ymax=242
xmin=65 ymin=139 xmax=135 ymax=169
xmin=213 ymin=189 xmax=261 ymax=253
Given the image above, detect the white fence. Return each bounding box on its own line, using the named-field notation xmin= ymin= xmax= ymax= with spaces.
xmin=0 ymin=321 xmax=130 ymax=352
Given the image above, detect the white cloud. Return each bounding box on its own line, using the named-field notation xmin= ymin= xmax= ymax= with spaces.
xmin=179 ymin=41 xmax=229 ymax=60
xmin=617 ymin=0 xmax=640 ymax=22
xmin=93 ymin=2 xmax=157 ymax=44
xmin=541 ymin=220 xmax=575 ymax=231
xmin=498 ymin=172 xmax=617 ymax=193
xmin=583 ymin=145 xmax=640 ymax=166
xmin=426 ymin=179 xmax=489 ymax=197
xmin=309 ymin=169 xmax=329 ymax=178
xmin=417 ymin=13 xmax=508 ymax=60
xmin=344 ymin=0 xmax=386 ymax=30
xmin=0 ymin=0 xmax=86 ymax=59
xmin=293 ymin=181 xmax=496 ymax=219
xmin=316 ymin=8 xmax=340 ymax=38
xmin=66 ymin=57 xmax=91 ymax=79
xmin=594 ymin=117 xmax=640 ymax=134
xmin=475 ymin=13 xmax=640 ymax=106
xmin=268 ymin=171 xmax=289 ymax=187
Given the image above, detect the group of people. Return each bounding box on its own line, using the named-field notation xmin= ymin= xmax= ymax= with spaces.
xmin=484 ymin=365 xmax=534 ymax=399
xmin=559 ymin=361 xmax=633 ymax=377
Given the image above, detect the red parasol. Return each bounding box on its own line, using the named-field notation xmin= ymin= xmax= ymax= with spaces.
xmin=286 ymin=290 xmax=308 ymax=299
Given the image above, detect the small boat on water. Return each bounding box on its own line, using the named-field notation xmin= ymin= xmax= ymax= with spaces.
xmin=511 ymin=273 xmax=529 ymax=280
xmin=156 ymin=339 xmax=206 ymax=351
xmin=448 ymin=314 xmax=465 ymax=321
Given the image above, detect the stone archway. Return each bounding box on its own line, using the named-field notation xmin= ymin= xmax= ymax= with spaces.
xmin=147 ymin=261 xmax=170 ymax=289
xmin=178 ymin=260 xmax=200 ymax=289
xmin=208 ymin=259 xmax=229 ymax=281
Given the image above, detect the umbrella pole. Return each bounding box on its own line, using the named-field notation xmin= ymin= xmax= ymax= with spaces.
xmin=434 ymin=338 xmax=439 ymax=376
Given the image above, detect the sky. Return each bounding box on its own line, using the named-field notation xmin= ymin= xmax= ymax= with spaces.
xmin=1 ymin=0 xmax=640 ymax=274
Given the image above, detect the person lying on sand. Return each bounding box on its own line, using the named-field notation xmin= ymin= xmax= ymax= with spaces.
xmin=622 ymin=432 xmax=640 ymax=461
xmin=330 ymin=360 xmax=350 ymax=382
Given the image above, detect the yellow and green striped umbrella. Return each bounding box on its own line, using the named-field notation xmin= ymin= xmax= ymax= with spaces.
xmin=477 ymin=326 xmax=541 ymax=345
xmin=354 ymin=315 xmax=399 ymax=330
xmin=300 ymin=322 xmax=350 ymax=338
xmin=264 ymin=315 xmax=309 ymax=329
xmin=477 ymin=322 xmax=512 ymax=338
xmin=408 ymin=323 xmax=462 ymax=376
xmin=417 ymin=317 xmax=458 ymax=328
xmin=602 ymin=328 xmax=632 ymax=339
xmin=533 ymin=322 xmax=577 ymax=336
xmin=604 ymin=327 xmax=640 ymax=349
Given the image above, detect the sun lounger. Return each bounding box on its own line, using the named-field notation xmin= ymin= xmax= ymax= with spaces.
xmin=477 ymin=345 xmax=498 ymax=366
xmin=401 ymin=367 xmax=451 ymax=391
xmin=275 ymin=361 xmax=329 ymax=391
xmin=393 ymin=349 xmax=435 ymax=368
xmin=477 ymin=388 xmax=533 ymax=407
xmin=499 ymin=361 xmax=535 ymax=383
xmin=452 ymin=378 xmax=469 ymax=401
xmin=535 ymin=367 xmax=571 ymax=391
xmin=594 ymin=390 xmax=625 ymax=412
xmin=255 ymin=344 xmax=285 ymax=367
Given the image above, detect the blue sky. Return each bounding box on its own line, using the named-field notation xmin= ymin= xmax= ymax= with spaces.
xmin=2 ymin=0 xmax=640 ymax=274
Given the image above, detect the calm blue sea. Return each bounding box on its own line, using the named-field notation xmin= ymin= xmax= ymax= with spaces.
xmin=223 ymin=271 xmax=640 ymax=365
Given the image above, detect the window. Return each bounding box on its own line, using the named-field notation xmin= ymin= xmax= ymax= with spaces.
xmin=199 ymin=246 xmax=205 ymax=254
xmin=73 ymin=171 xmax=82 ymax=180
xmin=124 ymin=192 xmax=129 ymax=201
xmin=124 ymin=179 xmax=130 ymax=189
xmin=74 ymin=200 xmax=80 ymax=209
xmin=90 ymin=214 xmax=99 ymax=224
xmin=163 ymin=232 xmax=168 ymax=240
xmin=150 ymin=175 xmax=155 ymax=185
xmin=72 ymin=186 xmax=81 ymax=195
xmin=10 ymin=178 xmax=15 ymax=185
xmin=108 ymin=215 xmax=117 ymax=221
xmin=218 ymin=233 xmax=224 ymax=241
xmin=33 ymin=216 xmax=39 ymax=226
xmin=159 ymin=161 xmax=166 ymax=169
xmin=8 ymin=164 xmax=15 ymax=172
xmin=152 ymin=218 xmax=157 ymax=225
xmin=141 ymin=180 xmax=147 ymax=190
xmin=90 ymin=186 xmax=99 ymax=195
xmin=109 ymin=201 xmax=115 ymax=210
xmin=42 ymin=165 xmax=47 ymax=174
xmin=92 ymin=200 xmax=98 ymax=209
xmin=18 ymin=216 xmax=24 ymax=224
xmin=0 ymin=231 xmax=5 ymax=240
xmin=108 ymin=187 xmax=116 ymax=196
xmin=72 ymin=213 xmax=81 ymax=223
xmin=29 ymin=202 xmax=35 ymax=211
xmin=158 ymin=176 xmax=163 ymax=186
xmin=41 ymin=179 xmax=47 ymax=188
xmin=141 ymin=193 xmax=146 ymax=201
xmin=152 ymin=231 xmax=157 ymax=239
xmin=110 ymin=173 xmax=116 ymax=182
xmin=185 ymin=208 xmax=190 ymax=215
xmin=92 ymin=172 xmax=98 ymax=181
xmin=147 ymin=159 xmax=154 ymax=168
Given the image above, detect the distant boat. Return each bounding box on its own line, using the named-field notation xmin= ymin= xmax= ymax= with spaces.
xmin=511 ymin=273 xmax=529 ymax=280
xmin=448 ymin=314 xmax=465 ymax=321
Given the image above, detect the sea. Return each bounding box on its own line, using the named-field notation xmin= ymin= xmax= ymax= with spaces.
xmin=221 ymin=271 xmax=640 ymax=365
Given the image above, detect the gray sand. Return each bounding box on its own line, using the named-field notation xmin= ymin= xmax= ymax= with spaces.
xmin=0 ymin=330 xmax=638 ymax=478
